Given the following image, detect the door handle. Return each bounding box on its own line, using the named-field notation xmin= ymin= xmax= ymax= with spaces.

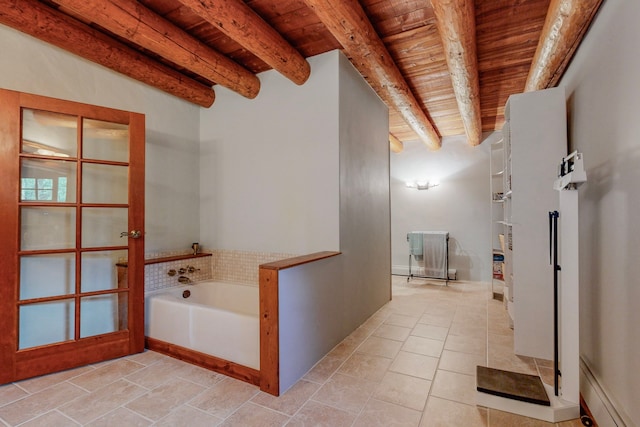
xmin=120 ymin=230 xmax=142 ymax=239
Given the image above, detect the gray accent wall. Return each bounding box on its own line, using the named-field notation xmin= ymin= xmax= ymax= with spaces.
xmin=278 ymin=257 xmax=342 ymax=393
xmin=559 ymin=2 xmax=640 ymax=425
xmin=337 ymin=52 xmax=391 ymax=327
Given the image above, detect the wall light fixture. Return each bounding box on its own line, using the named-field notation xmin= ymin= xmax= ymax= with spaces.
xmin=406 ymin=179 xmax=440 ymax=190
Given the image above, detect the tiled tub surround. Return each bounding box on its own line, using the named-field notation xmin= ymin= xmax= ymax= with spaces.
xmin=143 ymin=250 xmax=296 ymax=293
xmin=211 ymin=250 xmax=297 ymax=285
xmin=144 ymin=253 xmax=213 ymax=292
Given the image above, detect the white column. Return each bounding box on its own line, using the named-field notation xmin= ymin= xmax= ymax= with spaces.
xmin=558 ymin=189 xmax=580 ymax=403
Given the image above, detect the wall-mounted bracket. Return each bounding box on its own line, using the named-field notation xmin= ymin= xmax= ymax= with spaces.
xmin=554 ymin=151 xmax=587 ymax=191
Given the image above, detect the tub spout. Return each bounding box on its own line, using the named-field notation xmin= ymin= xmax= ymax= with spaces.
xmin=178 ymin=276 xmax=192 ymax=284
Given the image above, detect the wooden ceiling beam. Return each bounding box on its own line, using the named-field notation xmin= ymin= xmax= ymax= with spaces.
xmin=525 ymin=0 xmax=603 ymax=91
xmin=431 ymin=0 xmax=482 ymax=146
xmin=302 ymin=0 xmax=442 ymax=151
xmin=389 ymin=133 xmax=403 ymax=153
xmin=52 ymin=0 xmax=260 ymax=99
xmin=175 ymin=0 xmax=310 ymax=86
xmin=0 ymin=0 xmax=215 ymax=107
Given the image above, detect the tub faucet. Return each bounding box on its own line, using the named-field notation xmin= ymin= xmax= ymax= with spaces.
xmin=178 ymin=276 xmax=192 ymax=284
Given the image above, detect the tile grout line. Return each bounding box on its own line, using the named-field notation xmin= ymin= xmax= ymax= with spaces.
xmin=419 ymin=294 xmax=467 ymax=427
xmin=253 ymin=314 xmax=383 ymax=426
xmin=345 ymin=304 xmax=416 ymax=426
xmin=72 ymin=377 xmax=160 ymax=426
xmin=3 ymin=280 xmax=563 ymax=427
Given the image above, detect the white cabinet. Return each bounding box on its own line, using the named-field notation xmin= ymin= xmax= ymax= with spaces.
xmin=501 ymin=87 xmax=567 ymax=360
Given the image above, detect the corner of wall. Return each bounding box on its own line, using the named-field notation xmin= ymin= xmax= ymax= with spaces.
xmin=337 ymin=52 xmax=391 ymax=328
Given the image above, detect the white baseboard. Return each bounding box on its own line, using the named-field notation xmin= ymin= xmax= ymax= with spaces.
xmin=477 ymin=383 xmax=579 ymax=423
xmin=392 ymin=265 xmax=410 ymax=276
xmin=391 ymin=265 xmax=457 ymax=280
xmin=580 ymin=357 xmax=631 ymax=426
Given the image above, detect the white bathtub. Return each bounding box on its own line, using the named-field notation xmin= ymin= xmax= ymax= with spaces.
xmin=145 ymin=281 xmax=259 ymax=369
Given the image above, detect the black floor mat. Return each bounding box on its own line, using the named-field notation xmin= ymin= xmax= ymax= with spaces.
xmin=476 ymin=366 xmax=551 ymax=406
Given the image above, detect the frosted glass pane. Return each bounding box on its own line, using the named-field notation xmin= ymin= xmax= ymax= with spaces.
xmin=21 ymin=158 xmax=77 ymax=203
xmin=80 ymin=294 xmax=126 ymax=338
xmin=83 ymin=119 xmax=128 ymax=162
xmin=20 ymin=254 xmax=75 ymax=300
xmin=82 ymin=164 xmax=128 ymax=204
xmin=81 ymin=208 xmax=128 ymax=248
xmin=21 ymin=207 xmax=76 ymax=250
xmin=81 ymin=250 xmax=127 ymax=292
xmin=19 ymin=299 xmax=75 ymax=350
xmin=22 ymin=109 xmax=78 ymax=158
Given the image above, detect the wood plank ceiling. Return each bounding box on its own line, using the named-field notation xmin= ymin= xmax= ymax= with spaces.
xmin=0 ymin=0 xmax=603 ymax=151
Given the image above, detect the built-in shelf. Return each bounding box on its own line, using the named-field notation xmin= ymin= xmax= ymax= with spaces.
xmin=490 ymin=131 xmax=506 ymax=302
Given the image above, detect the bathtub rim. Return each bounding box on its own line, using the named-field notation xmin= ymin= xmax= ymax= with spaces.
xmin=145 ymin=280 xmax=258 ymax=298
xmin=145 ymin=280 xmax=259 ymax=319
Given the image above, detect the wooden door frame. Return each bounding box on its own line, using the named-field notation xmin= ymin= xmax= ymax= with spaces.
xmin=0 ymin=90 xmax=21 ymax=384
xmin=0 ymin=89 xmax=145 ymax=384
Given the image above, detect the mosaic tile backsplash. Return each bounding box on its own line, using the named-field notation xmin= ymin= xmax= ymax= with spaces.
xmin=211 ymin=250 xmax=296 ymax=285
xmin=145 ymin=253 xmax=212 ymax=292
xmin=144 ymin=249 xmax=296 ymax=293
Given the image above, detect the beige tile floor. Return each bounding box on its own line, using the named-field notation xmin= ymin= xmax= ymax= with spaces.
xmin=0 ymin=277 xmax=584 ymax=426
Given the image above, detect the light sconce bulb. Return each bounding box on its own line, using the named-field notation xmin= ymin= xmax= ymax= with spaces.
xmin=406 ymin=179 xmax=440 ymax=190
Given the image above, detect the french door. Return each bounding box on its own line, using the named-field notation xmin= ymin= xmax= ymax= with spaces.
xmin=0 ymin=89 xmax=145 ymax=384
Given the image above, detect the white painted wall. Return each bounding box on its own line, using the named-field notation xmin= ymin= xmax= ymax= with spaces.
xmin=199 ymin=51 xmax=340 ymax=254
xmin=559 ymin=2 xmax=640 ymax=425
xmin=0 ymin=25 xmax=201 ymax=253
xmin=198 ymin=52 xmax=389 ymax=394
xmin=390 ymin=135 xmax=491 ymax=282
xmin=199 ymin=49 xmax=389 ymax=345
